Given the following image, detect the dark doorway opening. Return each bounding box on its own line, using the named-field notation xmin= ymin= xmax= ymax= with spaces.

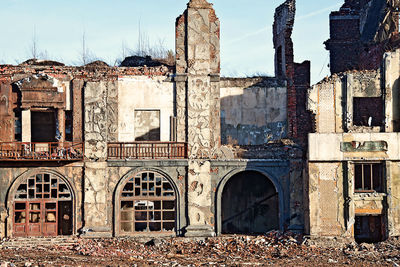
xmin=221 ymin=171 xmax=279 ymax=234
xmin=355 ymin=215 xmax=385 ymax=243
xmin=31 ymin=111 xmax=56 ymax=142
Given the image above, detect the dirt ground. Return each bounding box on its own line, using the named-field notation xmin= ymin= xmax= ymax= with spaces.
xmin=1 ymin=231 xmax=400 ymax=266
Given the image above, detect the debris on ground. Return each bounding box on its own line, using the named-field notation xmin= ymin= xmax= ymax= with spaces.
xmin=0 ymin=231 xmax=399 ymax=266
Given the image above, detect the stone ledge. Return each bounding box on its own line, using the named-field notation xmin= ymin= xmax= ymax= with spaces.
xmin=107 ymin=159 xmax=189 ymax=167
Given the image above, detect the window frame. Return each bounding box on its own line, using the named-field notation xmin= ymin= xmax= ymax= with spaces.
xmin=353 ymin=162 xmax=384 ymax=193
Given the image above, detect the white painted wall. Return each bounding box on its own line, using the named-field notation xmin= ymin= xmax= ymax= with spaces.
xmin=117 ymin=76 xmax=174 ymax=142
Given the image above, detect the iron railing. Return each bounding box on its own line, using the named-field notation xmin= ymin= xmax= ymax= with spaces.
xmin=108 ymin=142 xmax=188 ymax=160
xmin=0 ymin=142 xmax=84 ymax=161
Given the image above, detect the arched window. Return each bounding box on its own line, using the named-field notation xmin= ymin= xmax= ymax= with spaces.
xmin=13 ymin=172 xmax=73 ymax=237
xmin=119 ymin=171 xmax=176 ymax=234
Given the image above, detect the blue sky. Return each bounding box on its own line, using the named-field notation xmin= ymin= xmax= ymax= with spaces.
xmin=0 ymin=0 xmax=343 ymax=84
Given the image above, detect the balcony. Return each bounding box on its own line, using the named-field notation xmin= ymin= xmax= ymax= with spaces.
xmin=107 ymin=142 xmax=188 ymax=160
xmin=0 ymin=142 xmax=84 ymax=161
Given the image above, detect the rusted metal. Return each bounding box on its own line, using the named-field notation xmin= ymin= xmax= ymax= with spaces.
xmin=13 ymin=173 xmax=72 ymax=237
xmin=108 ymin=142 xmax=188 ymax=160
xmin=0 ymin=142 xmax=84 ymax=161
xmin=120 ymin=171 xmax=176 ymax=234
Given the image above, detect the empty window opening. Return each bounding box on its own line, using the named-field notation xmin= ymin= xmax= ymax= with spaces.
xmin=119 ymin=171 xmax=176 ymax=234
xmin=134 ymin=110 xmax=160 ymax=141
xmin=355 ymin=215 xmax=385 ymax=243
xmin=277 ymin=46 xmax=283 ymax=77
xmin=353 ymin=97 xmax=383 ymax=127
xmin=65 ymin=110 xmax=73 ymax=142
xmin=14 ymin=110 xmax=21 ymax=141
xmin=31 ymin=111 xmax=56 ymax=142
xmin=221 ymin=171 xmax=279 ymax=234
xmin=13 ymin=173 xmax=73 ymax=237
xmin=354 ymin=163 xmax=383 ymax=193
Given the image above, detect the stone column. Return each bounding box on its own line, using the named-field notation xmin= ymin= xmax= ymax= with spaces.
xmin=176 ymin=0 xmax=220 ymax=237
xmin=57 ymin=108 xmax=65 ymax=143
xmin=21 ymin=109 xmax=31 ymax=142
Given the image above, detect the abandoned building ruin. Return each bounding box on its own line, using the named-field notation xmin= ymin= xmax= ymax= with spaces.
xmin=0 ymin=0 xmax=398 ymax=244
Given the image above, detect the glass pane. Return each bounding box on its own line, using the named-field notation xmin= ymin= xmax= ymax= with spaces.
xmin=28 ymin=189 xmax=35 ymax=198
xmin=30 ymin=203 xmax=40 ymax=210
xmin=51 ymin=179 xmax=58 ymax=187
xmin=373 ymin=164 xmax=382 ymax=192
xmin=163 ymin=201 xmax=175 ymax=210
xmin=29 ymin=212 xmax=40 ymax=223
xmin=59 ymin=184 xmax=68 ymax=193
xmin=355 ymin=164 xmax=363 ymax=190
xmin=121 ymin=201 xmax=133 ymax=210
xmin=51 ymin=189 xmax=57 ymax=198
xmin=135 ymin=222 xmax=147 ymax=232
xmin=36 ymin=184 xmax=42 ymax=193
xmin=364 ymin=165 xmax=372 ymax=190
xmin=45 ymin=212 xmax=56 ymax=222
xmin=45 ymin=203 xmax=56 ymax=209
xmin=15 ymin=203 xmax=26 ymax=210
xmin=149 ymin=222 xmax=161 ymax=231
xmin=44 ymin=174 xmax=50 ymax=183
xmin=135 ymin=211 xmax=147 ymax=221
xmin=44 ymin=184 xmax=50 ymax=193
xmin=36 ymin=174 xmax=42 ymax=183
xmin=121 ymin=211 xmax=133 ymax=221
xmin=163 ymin=222 xmax=175 ymax=231
xmin=28 ymin=179 xmax=35 ymax=188
xmin=123 ymin=183 xmax=134 ymax=192
xmin=163 ymin=211 xmax=175 ymax=221
xmin=121 ymin=222 xmax=133 ymax=232
xmin=15 ymin=211 xmax=26 ymax=223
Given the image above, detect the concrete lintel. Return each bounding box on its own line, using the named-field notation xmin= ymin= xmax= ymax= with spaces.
xmin=107 ymin=159 xmax=189 ymax=167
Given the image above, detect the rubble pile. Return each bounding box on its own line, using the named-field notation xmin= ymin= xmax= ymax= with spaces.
xmin=0 ymin=231 xmax=400 ymax=266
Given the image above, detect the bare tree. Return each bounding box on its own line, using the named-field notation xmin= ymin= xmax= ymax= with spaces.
xmin=28 ymin=26 xmax=48 ymax=60
xmin=78 ymin=31 xmax=98 ymax=65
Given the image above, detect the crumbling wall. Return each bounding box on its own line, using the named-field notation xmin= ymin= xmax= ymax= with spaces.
xmin=117 ymin=76 xmax=173 ymax=142
xmin=0 ymin=166 xmax=84 ymax=238
xmin=273 ymin=0 xmax=311 ymax=144
xmin=308 ymin=162 xmax=346 ymax=237
xmin=220 ymin=78 xmax=287 ymax=145
xmin=326 ymin=0 xmax=400 ymax=74
xmin=309 ymin=70 xmax=383 ymax=133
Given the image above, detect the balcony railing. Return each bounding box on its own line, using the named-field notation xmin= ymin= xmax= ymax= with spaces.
xmin=107 ymin=142 xmax=188 ymax=160
xmin=0 ymin=142 xmax=84 ymax=161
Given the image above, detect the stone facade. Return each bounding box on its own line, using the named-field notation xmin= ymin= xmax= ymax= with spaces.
xmin=307 ymin=47 xmax=400 ymax=241
xmin=0 ymin=0 xmax=306 ymax=239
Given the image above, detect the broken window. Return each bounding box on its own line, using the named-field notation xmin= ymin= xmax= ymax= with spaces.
xmin=134 ymin=110 xmax=161 ymax=141
xmin=353 ymin=97 xmax=383 ymax=127
xmin=355 ymin=215 xmax=384 ymax=243
xmin=120 ymin=171 xmax=176 ymax=234
xmin=354 ymin=163 xmax=383 ymax=193
xmin=13 ymin=173 xmax=73 ymax=237
xmin=65 ymin=110 xmax=73 ymax=142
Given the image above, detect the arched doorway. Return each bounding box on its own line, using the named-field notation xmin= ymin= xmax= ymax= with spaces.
xmin=118 ymin=171 xmax=177 ymax=235
xmin=221 ymin=171 xmax=279 ymax=234
xmin=12 ymin=172 xmax=73 ymax=237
